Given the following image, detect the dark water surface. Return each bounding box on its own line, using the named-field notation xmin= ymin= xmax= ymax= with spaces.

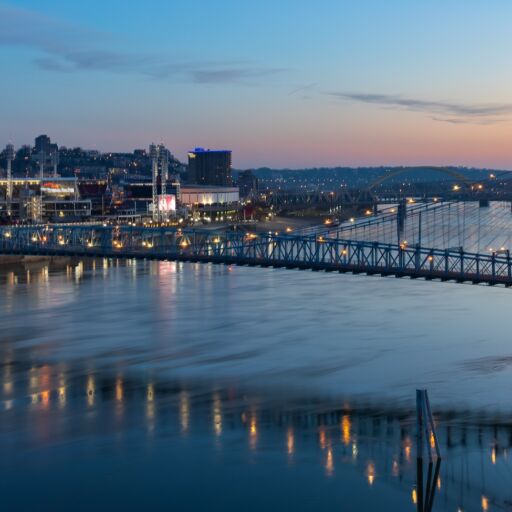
xmin=1 ymin=259 xmax=511 ymax=511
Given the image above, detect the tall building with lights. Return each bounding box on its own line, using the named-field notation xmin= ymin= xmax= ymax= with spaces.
xmin=188 ymin=148 xmax=232 ymax=186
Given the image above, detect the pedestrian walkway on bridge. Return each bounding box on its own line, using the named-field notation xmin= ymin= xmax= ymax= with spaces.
xmin=2 ymin=221 xmax=512 ymax=287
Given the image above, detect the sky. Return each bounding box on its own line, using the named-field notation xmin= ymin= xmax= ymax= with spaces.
xmin=1 ymin=0 xmax=512 ymax=169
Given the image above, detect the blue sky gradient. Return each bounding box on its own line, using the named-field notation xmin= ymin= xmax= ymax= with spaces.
xmin=1 ymin=1 xmax=512 ymax=168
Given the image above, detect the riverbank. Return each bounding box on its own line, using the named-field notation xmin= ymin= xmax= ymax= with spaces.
xmin=0 ymin=255 xmax=71 ymax=265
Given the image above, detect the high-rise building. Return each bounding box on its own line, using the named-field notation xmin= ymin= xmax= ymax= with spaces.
xmin=187 ymin=148 xmax=232 ymax=186
xmin=34 ymin=135 xmax=52 ymax=155
xmin=34 ymin=135 xmax=59 ymax=178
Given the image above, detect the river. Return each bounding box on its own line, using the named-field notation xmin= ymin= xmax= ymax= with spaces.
xmin=1 ymin=259 xmax=511 ymax=511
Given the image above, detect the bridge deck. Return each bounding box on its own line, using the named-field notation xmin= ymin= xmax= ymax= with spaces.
xmin=1 ymin=224 xmax=511 ymax=287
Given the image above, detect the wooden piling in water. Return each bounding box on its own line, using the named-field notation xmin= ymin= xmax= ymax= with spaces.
xmin=416 ymin=389 xmax=441 ymax=512
xmin=416 ymin=389 xmax=441 ymax=461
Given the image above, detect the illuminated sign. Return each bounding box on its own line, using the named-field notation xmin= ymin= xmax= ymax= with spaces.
xmin=41 ymin=182 xmax=75 ymax=195
xmin=180 ymin=188 xmax=239 ymax=206
xmin=158 ymin=194 xmax=176 ymax=212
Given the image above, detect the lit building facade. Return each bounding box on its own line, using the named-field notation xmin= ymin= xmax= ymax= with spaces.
xmin=0 ymin=177 xmax=91 ymax=222
xmin=180 ymin=185 xmax=239 ymax=222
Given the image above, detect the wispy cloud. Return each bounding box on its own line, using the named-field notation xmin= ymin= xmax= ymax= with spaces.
xmin=0 ymin=4 xmax=93 ymax=51
xmin=431 ymin=116 xmax=508 ymax=126
xmin=191 ymin=67 xmax=283 ymax=84
xmin=288 ymin=82 xmax=317 ymax=96
xmin=330 ymin=92 xmax=512 ymax=124
xmin=34 ymin=50 xmax=283 ymax=83
xmin=0 ymin=4 xmax=284 ymax=85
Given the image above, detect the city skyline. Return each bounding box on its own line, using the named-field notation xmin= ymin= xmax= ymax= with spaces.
xmin=2 ymin=1 xmax=512 ymax=169
xmin=3 ymin=4 xmax=512 ymax=510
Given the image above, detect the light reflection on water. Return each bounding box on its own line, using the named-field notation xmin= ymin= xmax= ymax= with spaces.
xmin=1 ymin=359 xmax=511 ymax=511
xmin=1 ymin=258 xmax=512 ymax=511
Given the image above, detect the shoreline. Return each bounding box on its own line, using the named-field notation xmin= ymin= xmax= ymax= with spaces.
xmin=0 ymin=255 xmax=71 ymax=265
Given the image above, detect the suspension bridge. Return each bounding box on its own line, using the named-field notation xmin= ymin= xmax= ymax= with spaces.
xmin=308 ymin=200 xmax=512 ymax=251
xmin=2 ymin=201 xmax=512 ymax=286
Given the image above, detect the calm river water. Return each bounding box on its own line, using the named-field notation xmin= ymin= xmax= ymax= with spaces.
xmin=1 ymin=258 xmax=511 ymax=511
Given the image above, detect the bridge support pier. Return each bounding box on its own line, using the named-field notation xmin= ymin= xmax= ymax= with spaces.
xmin=396 ymin=199 xmax=407 ymax=243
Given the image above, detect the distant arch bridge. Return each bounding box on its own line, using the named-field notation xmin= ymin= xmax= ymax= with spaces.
xmin=368 ymin=167 xmax=475 ymax=191
xmin=262 ymin=168 xmax=493 ymax=210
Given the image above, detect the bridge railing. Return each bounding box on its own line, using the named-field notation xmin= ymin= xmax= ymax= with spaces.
xmin=1 ymin=224 xmax=511 ymax=284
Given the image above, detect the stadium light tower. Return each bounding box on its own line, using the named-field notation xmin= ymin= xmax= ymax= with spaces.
xmin=158 ymin=144 xmax=169 ymax=196
xmin=38 ymin=150 xmax=45 ymax=180
xmin=51 ymin=148 xmax=59 ymax=177
xmin=149 ymin=144 xmax=160 ymax=222
xmin=5 ymin=143 xmax=14 ymax=216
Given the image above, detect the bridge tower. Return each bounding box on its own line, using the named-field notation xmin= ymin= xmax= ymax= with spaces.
xmin=396 ymin=198 xmax=407 ymax=243
xmin=5 ymin=143 xmax=14 ymax=217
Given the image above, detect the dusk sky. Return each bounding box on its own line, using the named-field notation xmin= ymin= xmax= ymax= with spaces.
xmin=1 ymin=1 xmax=512 ymax=169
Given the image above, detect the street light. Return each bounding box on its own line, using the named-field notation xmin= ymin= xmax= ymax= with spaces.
xmin=492 ymin=247 xmax=509 ymax=257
